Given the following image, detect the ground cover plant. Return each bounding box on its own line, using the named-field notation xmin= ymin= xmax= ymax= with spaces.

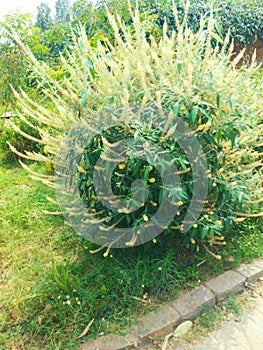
xmin=0 ymin=0 xmax=263 ymax=349
xmin=0 ymin=157 xmax=262 ymax=349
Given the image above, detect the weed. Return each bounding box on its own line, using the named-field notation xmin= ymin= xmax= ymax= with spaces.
xmin=198 ymin=304 xmax=221 ymax=329
xmin=224 ymin=294 xmax=242 ymax=316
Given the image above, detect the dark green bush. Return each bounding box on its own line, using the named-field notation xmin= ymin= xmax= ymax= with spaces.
xmin=0 ymin=118 xmax=41 ymax=161
xmin=94 ymin=0 xmax=263 ymax=46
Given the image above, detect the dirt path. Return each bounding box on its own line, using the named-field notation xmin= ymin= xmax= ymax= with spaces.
xmin=192 ymin=281 xmax=263 ymax=350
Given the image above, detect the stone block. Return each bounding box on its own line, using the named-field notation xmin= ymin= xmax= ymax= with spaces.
xmin=205 ymin=270 xmax=246 ymax=301
xmin=135 ymin=304 xmax=181 ymax=340
xmin=79 ymin=331 xmax=138 ymax=350
xmin=172 ymin=285 xmax=215 ymax=320
xmin=234 ymin=259 xmax=263 ymax=282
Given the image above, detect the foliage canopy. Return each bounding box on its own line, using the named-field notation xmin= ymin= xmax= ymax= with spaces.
xmin=9 ymin=2 xmax=263 ymax=255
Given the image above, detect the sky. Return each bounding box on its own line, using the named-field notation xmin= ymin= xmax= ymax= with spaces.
xmin=0 ymin=0 xmax=76 ymax=20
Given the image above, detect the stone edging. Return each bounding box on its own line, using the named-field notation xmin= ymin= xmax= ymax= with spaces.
xmin=79 ymin=258 xmax=263 ymax=350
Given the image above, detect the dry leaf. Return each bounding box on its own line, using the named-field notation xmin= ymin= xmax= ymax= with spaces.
xmin=44 ymin=304 xmax=53 ymax=313
xmin=10 ymin=310 xmax=22 ymax=321
xmin=37 ymin=315 xmax=43 ymax=325
xmin=244 ymin=282 xmax=257 ymax=290
xmin=161 ymin=332 xmax=173 ymax=350
xmin=77 ymin=318 xmax=95 ymax=339
xmin=226 ymin=255 xmax=235 ymax=262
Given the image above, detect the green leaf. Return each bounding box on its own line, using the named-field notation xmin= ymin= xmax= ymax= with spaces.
xmin=209 ymin=228 xmax=214 ymax=239
xmin=229 ymin=129 xmax=237 ymax=149
xmin=216 ymin=94 xmax=221 ymax=108
xmin=201 ymin=226 xmax=209 ymax=240
xmin=79 ymin=39 xmax=84 ymax=53
xmin=143 ymin=165 xmax=151 ymax=182
xmin=227 ymin=98 xmax=233 ymax=108
xmin=190 ymin=106 xmax=198 ymax=124
xmin=177 ymin=60 xmax=183 ymax=74
xmin=81 ymin=87 xmax=88 ymax=108
xmin=211 ymin=32 xmax=223 ymax=44
xmin=172 ymin=103 xmax=180 ymax=117
xmin=214 ymin=20 xmax=222 ymax=36
xmin=85 ymin=59 xmax=95 ymax=78
xmin=216 ymin=129 xmax=222 ymax=143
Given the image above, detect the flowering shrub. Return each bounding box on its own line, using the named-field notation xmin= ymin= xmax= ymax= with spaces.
xmin=10 ymin=2 xmax=262 ymax=256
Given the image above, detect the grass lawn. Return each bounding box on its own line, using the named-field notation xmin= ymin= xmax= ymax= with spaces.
xmin=0 ymin=156 xmax=262 ymax=349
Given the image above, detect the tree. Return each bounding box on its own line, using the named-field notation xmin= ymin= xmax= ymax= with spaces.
xmin=55 ymin=0 xmax=71 ymax=23
xmin=71 ymin=0 xmax=93 ymax=24
xmin=41 ymin=22 xmax=72 ymax=58
xmin=0 ymin=12 xmax=48 ymax=111
xmin=35 ymin=2 xmax=53 ymax=31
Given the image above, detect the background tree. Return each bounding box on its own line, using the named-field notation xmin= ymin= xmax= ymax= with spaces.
xmin=35 ymin=2 xmax=53 ymax=31
xmin=55 ymin=0 xmax=71 ymax=23
xmin=41 ymin=22 xmax=72 ymax=58
xmin=71 ymin=0 xmax=94 ymax=26
xmin=0 ymin=13 xmax=48 ymax=111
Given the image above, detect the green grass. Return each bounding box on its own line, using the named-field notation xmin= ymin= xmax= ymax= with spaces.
xmin=0 ymin=157 xmax=262 ymax=349
xmin=196 ymin=294 xmax=241 ymax=331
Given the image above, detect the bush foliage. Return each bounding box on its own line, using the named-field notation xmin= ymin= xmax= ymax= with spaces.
xmin=10 ymin=2 xmax=263 ymax=256
xmin=136 ymin=0 xmax=263 ymax=46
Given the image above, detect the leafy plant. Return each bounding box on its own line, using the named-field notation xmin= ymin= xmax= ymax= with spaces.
xmin=0 ymin=118 xmax=42 ymax=161
xmin=9 ymin=1 xmax=263 ymax=257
